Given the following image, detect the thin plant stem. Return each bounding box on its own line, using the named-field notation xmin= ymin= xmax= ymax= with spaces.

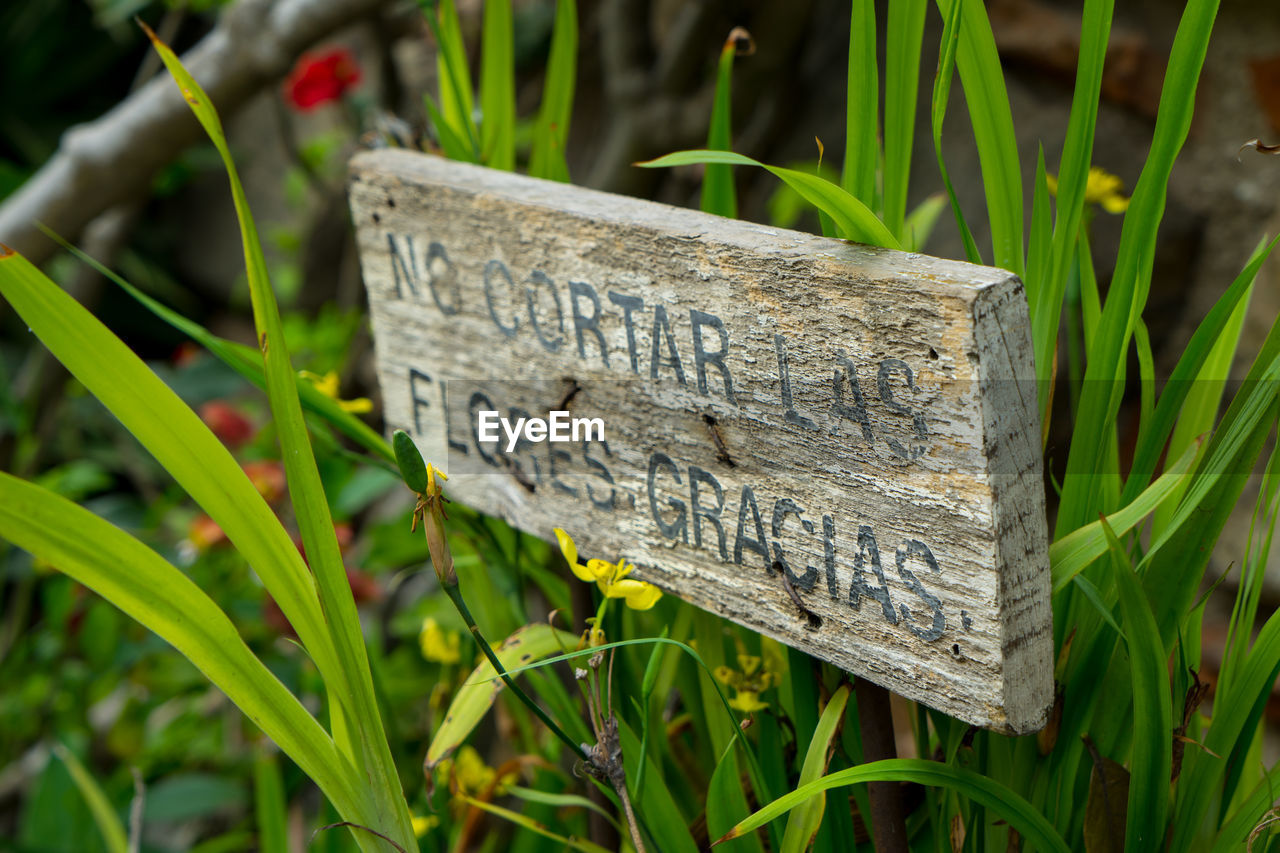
xmin=441 ymin=583 xmax=590 ymax=762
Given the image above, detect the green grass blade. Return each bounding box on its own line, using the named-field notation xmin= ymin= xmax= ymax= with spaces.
xmin=1135 ymin=318 xmax=1155 ymax=430
xmin=1140 ymin=357 xmax=1280 ymax=648
xmin=1070 ymin=573 xmax=1122 ymax=637
xmin=480 ymin=0 xmax=515 ymax=170
xmin=1049 ymin=437 xmax=1199 ymax=594
xmin=0 ymin=250 xmax=344 ymax=712
xmin=52 ymin=743 xmax=128 ymax=853
xmin=253 ymin=751 xmax=289 ymax=853
xmin=1221 ymin=440 xmax=1280 ymax=696
xmin=1027 ymin=148 xmax=1052 ymax=301
xmin=528 ymin=0 xmax=577 ymax=182
xmin=425 ymin=93 xmax=479 ymax=162
xmin=1151 ymin=270 xmax=1256 ymax=541
xmin=144 ymin=32 xmax=414 ymax=849
xmin=430 ymin=0 xmax=480 ymax=160
xmin=460 ymin=797 xmax=611 ymax=853
xmin=1056 ymin=0 xmax=1221 ymax=537
xmin=883 ymin=0 xmax=926 ymax=238
xmin=1121 ymin=234 xmax=1278 ymax=507
xmin=780 ymin=684 xmax=851 ymax=853
xmin=1172 ymin=597 xmax=1280 ymax=852
xmin=707 ymin=739 xmax=765 ymax=853
xmin=0 ymin=474 xmax=371 ymax=838
xmin=930 ymin=0 xmax=981 ymax=265
xmin=902 ymin=193 xmax=946 ymax=251
xmin=933 ymin=0 xmax=1023 ymax=276
xmin=1167 ymin=276 xmax=1253 ymax=465
xmin=1032 ymin=0 xmax=1115 ymax=405
xmin=843 ymin=0 xmax=878 ymax=206
xmin=619 ymin=718 xmax=700 ymax=853
xmin=641 ymin=150 xmax=899 ymax=248
xmin=715 ymin=758 xmax=1069 ymax=853
xmin=47 ymin=233 xmax=394 ymax=465
xmin=701 ymin=30 xmax=743 ymax=218
xmin=1099 ymin=517 xmax=1172 ymax=851
xmin=506 ymin=785 xmax=625 ymax=836
xmin=1210 ymin=760 xmax=1280 ymax=853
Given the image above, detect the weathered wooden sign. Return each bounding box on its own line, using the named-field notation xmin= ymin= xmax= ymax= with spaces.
xmin=349 ymin=149 xmax=1052 ymax=734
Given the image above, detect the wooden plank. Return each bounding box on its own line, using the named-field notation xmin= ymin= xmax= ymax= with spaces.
xmin=348 ymin=149 xmax=1052 ymax=734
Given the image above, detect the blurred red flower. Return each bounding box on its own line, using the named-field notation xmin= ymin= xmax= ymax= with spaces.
xmin=188 ymin=515 xmax=227 ymax=551
xmin=243 ymin=460 xmax=287 ymax=503
xmin=284 ymin=48 xmax=362 ymax=110
xmin=263 ymin=567 xmax=382 ymax=637
xmin=199 ymin=400 xmax=254 ymax=448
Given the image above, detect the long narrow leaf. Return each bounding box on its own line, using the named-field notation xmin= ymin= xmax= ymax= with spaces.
xmin=460 ymin=797 xmax=611 ymax=853
xmin=780 ymin=684 xmax=851 ymax=853
xmin=431 ymin=0 xmax=480 ymax=160
xmin=1049 ymin=437 xmax=1199 ymax=594
xmin=1031 ymin=0 xmax=1115 ymax=405
xmin=883 ymin=0 xmax=926 ymax=239
xmin=425 ymin=624 xmax=578 ymax=770
xmin=0 ymin=474 xmax=369 ymax=836
xmin=843 ymin=0 xmax=878 ymax=206
xmin=706 ymin=740 xmax=765 ymax=853
xmin=253 ymin=751 xmax=289 ymax=853
xmin=1056 ymin=0 xmax=1221 ymax=536
xmin=930 ymin=0 xmax=981 ymax=264
xmin=528 ymin=0 xmax=577 ymax=182
xmin=702 ymin=30 xmax=743 ymax=218
xmin=933 ymin=0 xmax=1023 ymax=275
xmin=45 ymin=232 xmax=394 ymax=465
xmin=1100 ymin=518 xmax=1172 ymax=851
xmin=53 ymin=743 xmax=128 ymax=853
xmin=480 ymin=0 xmax=515 ymax=170
xmin=144 ymin=32 xmax=414 ymax=849
xmin=715 ymin=758 xmax=1069 ymax=853
xmin=1122 ymin=234 xmax=1279 ymax=507
xmin=641 ymin=150 xmax=899 ymax=248
xmin=0 ymin=250 xmax=342 ymax=722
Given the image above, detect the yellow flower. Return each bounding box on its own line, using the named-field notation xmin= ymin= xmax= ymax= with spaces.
xmin=715 ymin=652 xmax=782 ymax=713
xmin=728 ymin=690 xmax=770 ymax=713
xmin=436 ymin=745 xmax=515 ymax=799
xmin=411 ymin=815 xmax=439 ymax=837
xmin=554 ymin=528 xmax=662 ymax=610
xmin=1045 ymin=166 xmax=1130 ymax=214
xmin=419 ymin=617 xmax=461 ymax=664
xmin=300 ymin=370 xmax=374 ymax=413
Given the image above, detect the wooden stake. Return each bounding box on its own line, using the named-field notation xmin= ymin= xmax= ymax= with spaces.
xmin=855 ymin=678 xmax=908 ymax=853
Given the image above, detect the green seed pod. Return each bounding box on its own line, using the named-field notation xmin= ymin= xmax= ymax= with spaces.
xmin=393 ymin=430 xmax=429 ymax=494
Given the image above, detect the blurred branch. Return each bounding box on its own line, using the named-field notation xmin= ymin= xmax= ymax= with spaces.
xmin=0 ymin=0 xmax=395 ymax=266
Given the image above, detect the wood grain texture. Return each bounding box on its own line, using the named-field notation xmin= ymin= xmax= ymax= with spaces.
xmin=348 ymin=149 xmax=1052 ymax=733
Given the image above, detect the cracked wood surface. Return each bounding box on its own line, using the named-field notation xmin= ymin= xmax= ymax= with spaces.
xmin=349 ymin=149 xmax=1052 ymax=733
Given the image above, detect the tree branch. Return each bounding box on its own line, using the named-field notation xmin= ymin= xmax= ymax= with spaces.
xmin=0 ymin=0 xmax=394 ymax=266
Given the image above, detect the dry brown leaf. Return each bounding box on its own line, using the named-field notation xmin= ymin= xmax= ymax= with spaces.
xmin=1083 ymin=736 xmax=1130 ymax=853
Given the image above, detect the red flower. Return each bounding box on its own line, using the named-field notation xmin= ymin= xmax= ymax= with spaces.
xmin=243 ymin=460 xmax=287 ymax=504
xmin=188 ymin=515 xmax=227 ymax=551
xmin=199 ymin=400 xmax=254 ymax=448
xmin=263 ymin=567 xmax=382 ymax=637
xmin=284 ymin=48 xmax=362 ymax=110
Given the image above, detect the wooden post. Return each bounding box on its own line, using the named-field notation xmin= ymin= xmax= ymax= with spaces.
xmin=856 ymin=678 xmax=909 ymax=853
